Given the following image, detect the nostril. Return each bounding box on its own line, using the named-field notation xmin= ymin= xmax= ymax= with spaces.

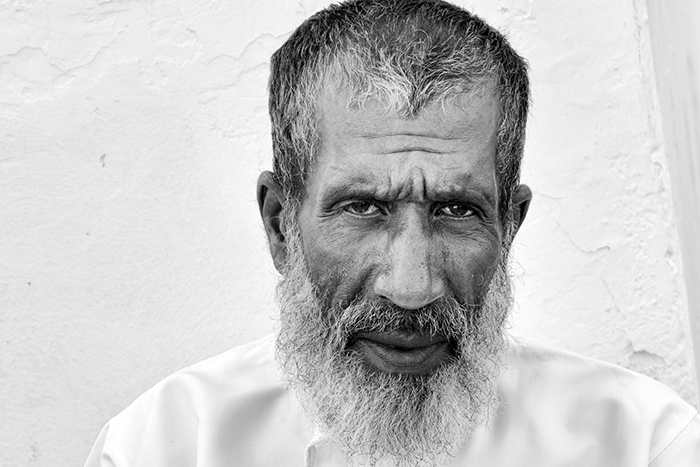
xmin=373 ymin=270 xmax=445 ymax=310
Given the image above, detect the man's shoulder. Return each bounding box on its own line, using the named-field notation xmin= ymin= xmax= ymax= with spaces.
xmin=173 ymin=333 xmax=280 ymax=387
xmin=504 ymin=334 xmax=692 ymax=403
xmin=125 ymin=333 xmax=283 ymax=414
xmin=488 ymin=334 xmax=699 ymax=464
xmin=86 ymin=335 xmax=311 ymax=467
xmin=133 ymin=334 xmax=282 ymax=406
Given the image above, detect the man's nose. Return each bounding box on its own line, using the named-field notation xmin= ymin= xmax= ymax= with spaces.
xmin=372 ymin=220 xmax=445 ymax=310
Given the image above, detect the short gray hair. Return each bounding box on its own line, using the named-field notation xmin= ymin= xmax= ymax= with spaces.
xmin=269 ymin=0 xmax=529 ymax=225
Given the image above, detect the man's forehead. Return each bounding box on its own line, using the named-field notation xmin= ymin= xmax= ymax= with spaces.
xmin=314 ymin=81 xmax=502 ymax=144
xmin=301 ymin=81 xmax=502 ymax=209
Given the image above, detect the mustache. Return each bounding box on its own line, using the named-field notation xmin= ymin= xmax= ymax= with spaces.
xmin=326 ymin=294 xmax=481 ymax=347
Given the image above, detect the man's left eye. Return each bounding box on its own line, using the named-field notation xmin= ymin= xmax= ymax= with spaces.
xmin=437 ymin=204 xmax=475 ymax=218
xmin=343 ymin=201 xmax=381 ymax=216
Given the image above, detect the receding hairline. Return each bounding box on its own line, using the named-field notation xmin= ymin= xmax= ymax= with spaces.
xmin=313 ymin=78 xmax=503 ymax=153
xmin=317 ymin=70 xmax=501 ymax=114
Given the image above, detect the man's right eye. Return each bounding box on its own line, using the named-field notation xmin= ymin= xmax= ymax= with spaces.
xmin=342 ymin=201 xmax=381 ymax=216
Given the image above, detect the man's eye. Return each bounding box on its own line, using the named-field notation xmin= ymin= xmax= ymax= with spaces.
xmin=438 ymin=204 xmax=475 ymax=218
xmin=343 ymin=201 xmax=381 ymax=216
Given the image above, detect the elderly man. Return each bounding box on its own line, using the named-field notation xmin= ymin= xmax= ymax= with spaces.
xmin=85 ymin=0 xmax=700 ymax=466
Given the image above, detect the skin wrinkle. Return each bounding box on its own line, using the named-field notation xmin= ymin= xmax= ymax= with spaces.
xmin=315 ymin=172 xmax=498 ymax=220
xmin=313 ymin=86 xmax=501 ymax=209
xmin=360 ymin=133 xmax=467 ymax=141
xmin=322 ymin=87 xmax=499 ymax=144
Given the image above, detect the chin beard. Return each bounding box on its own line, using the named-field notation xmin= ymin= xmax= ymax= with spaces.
xmin=275 ymin=227 xmax=513 ymax=467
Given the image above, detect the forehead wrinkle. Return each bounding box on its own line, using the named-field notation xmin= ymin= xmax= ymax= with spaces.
xmin=317 ymin=159 xmax=499 ymax=208
xmin=395 ymin=165 xmax=427 ymax=201
xmin=347 ymin=122 xmax=492 ymax=154
xmin=361 ymin=131 xmax=465 ymax=141
xmin=317 ymin=163 xmax=429 ymax=202
xmin=360 ymin=137 xmax=472 ymax=157
xmin=357 ymin=123 xmax=477 ymax=141
xmin=311 ymin=84 xmax=501 ymax=208
xmin=318 ymin=85 xmax=500 ymax=143
xmin=341 ymin=112 xmax=498 ymax=159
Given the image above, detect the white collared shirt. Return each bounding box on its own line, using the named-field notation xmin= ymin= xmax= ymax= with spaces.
xmin=85 ymin=334 xmax=700 ymax=466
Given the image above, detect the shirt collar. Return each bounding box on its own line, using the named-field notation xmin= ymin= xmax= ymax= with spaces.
xmin=305 ymin=427 xmax=347 ymax=467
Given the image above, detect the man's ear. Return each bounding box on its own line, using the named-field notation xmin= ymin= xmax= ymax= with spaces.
xmin=257 ymin=171 xmax=287 ymax=273
xmin=510 ymin=184 xmax=532 ymax=235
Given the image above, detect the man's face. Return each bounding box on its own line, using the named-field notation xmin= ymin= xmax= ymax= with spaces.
xmin=266 ymin=85 xmax=522 ymax=465
xmin=296 ymin=86 xmax=504 ymax=375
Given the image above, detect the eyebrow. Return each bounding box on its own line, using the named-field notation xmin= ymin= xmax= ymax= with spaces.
xmin=318 ymin=177 xmax=379 ymax=205
xmin=317 ymin=174 xmax=498 ymax=210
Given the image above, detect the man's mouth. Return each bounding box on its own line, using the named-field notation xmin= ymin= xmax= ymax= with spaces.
xmin=351 ymin=331 xmax=453 ymax=375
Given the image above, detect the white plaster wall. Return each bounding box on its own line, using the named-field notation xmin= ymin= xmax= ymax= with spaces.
xmin=495 ymin=0 xmax=699 ymax=403
xmin=0 ymin=1 xmax=696 ymax=466
xmin=646 ymin=0 xmax=700 ymax=388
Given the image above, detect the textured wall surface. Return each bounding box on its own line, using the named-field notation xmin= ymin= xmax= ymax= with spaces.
xmin=0 ymin=1 xmax=697 ymax=466
xmin=646 ymin=0 xmax=700 ymax=386
xmin=498 ymin=0 xmax=699 ymax=403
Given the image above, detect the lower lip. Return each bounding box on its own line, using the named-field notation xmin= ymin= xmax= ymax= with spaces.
xmin=352 ymin=338 xmax=452 ymax=375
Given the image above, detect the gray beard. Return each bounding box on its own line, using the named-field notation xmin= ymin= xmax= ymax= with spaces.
xmin=275 ymin=228 xmax=513 ymax=467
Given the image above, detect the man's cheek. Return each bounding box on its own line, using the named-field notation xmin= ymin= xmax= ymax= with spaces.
xmin=303 ymin=225 xmax=380 ymax=300
xmin=443 ymin=240 xmax=502 ymax=303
